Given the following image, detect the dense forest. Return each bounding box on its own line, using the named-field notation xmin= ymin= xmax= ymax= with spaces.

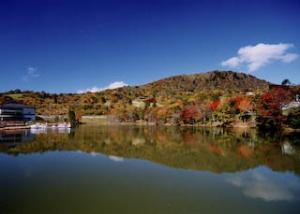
xmin=1 ymin=71 xmax=299 ymax=129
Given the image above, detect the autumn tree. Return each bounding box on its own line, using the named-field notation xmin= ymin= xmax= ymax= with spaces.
xmin=180 ymin=106 xmax=201 ymax=124
xmin=75 ymin=111 xmax=82 ymax=123
xmin=209 ymin=99 xmax=221 ymax=112
xmin=257 ymin=87 xmax=292 ymax=130
xmin=233 ymin=96 xmax=253 ymax=122
xmin=154 ymin=107 xmax=171 ymax=124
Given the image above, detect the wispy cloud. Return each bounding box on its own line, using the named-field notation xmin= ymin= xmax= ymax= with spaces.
xmin=221 ymin=43 xmax=298 ymax=72
xmin=77 ymin=81 xmax=128 ymax=93
xmin=22 ymin=66 xmax=40 ymax=82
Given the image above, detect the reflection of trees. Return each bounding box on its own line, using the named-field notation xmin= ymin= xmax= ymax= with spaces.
xmin=0 ymin=126 xmax=300 ymax=174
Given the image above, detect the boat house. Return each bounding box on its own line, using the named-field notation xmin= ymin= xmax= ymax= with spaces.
xmin=0 ymin=102 xmax=35 ymax=126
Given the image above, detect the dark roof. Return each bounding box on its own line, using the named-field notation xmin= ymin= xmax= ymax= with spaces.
xmin=0 ymin=102 xmax=34 ymax=109
xmin=268 ymin=84 xmax=290 ymax=90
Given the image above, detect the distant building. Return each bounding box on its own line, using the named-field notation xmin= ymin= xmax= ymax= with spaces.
xmin=282 ymin=94 xmax=300 ymax=111
xmin=132 ymin=96 xmax=157 ymax=109
xmin=245 ymin=91 xmax=255 ymax=96
xmin=268 ymin=84 xmax=289 ymax=90
xmin=0 ymin=102 xmax=36 ymax=124
xmin=132 ymin=99 xmax=146 ymax=109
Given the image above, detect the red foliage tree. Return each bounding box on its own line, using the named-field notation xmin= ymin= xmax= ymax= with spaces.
xmin=209 ymin=99 xmax=221 ymax=111
xmin=180 ymin=106 xmax=200 ymax=124
xmin=234 ymin=96 xmax=253 ymax=112
xmin=257 ymin=87 xmax=292 ymax=128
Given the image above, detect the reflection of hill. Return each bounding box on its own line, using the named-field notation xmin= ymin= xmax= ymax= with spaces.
xmin=0 ymin=126 xmax=299 ymax=174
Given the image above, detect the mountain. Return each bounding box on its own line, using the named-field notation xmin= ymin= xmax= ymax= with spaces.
xmin=141 ymin=70 xmax=269 ymax=96
xmin=0 ymin=70 xmax=270 ymax=116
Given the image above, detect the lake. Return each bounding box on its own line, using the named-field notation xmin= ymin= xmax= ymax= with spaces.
xmin=0 ymin=126 xmax=300 ymax=214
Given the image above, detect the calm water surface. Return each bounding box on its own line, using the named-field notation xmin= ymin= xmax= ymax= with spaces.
xmin=0 ymin=126 xmax=300 ymax=214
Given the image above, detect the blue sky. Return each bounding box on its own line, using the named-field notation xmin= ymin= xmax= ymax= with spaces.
xmin=0 ymin=0 xmax=299 ymax=93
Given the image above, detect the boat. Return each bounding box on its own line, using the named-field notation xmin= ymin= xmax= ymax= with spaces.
xmin=57 ymin=123 xmax=71 ymax=129
xmin=30 ymin=124 xmax=39 ymax=129
xmin=30 ymin=122 xmax=71 ymax=130
xmin=30 ymin=123 xmax=47 ymax=129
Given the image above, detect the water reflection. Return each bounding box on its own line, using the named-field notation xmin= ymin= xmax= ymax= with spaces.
xmin=281 ymin=142 xmax=296 ymax=155
xmin=227 ymin=167 xmax=299 ymax=201
xmin=0 ymin=129 xmax=34 ymax=144
xmin=1 ymin=126 xmax=300 ymax=213
xmin=109 ymin=155 xmax=125 ymax=162
xmin=0 ymin=128 xmax=72 ymax=143
xmin=0 ymin=126 xmax=299 ymax=175
xmin=30 ymin=128 xmax=71 ymax=135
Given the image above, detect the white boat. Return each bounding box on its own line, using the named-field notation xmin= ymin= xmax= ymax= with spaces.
xmin=30 ymin=123 xmax=47 ymax=129
xmin=57 ymin=123 xmax=71 ymax=129
xmin=31 ymin=122 xmax=71 ymax=130
xmin=30 ymin=124 xmax=40 ymax=129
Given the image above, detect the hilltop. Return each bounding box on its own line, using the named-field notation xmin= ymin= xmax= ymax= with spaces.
xmin=101 ymin=70 xmax=269 ymax=97
xmin=144 ymin=70 xmax=269 ymax=95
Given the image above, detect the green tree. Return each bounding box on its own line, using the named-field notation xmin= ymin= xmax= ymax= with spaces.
xmin=68 ymin=110 xmax=77 ymax=128
xmin=287 ymin=108 xmax=300 ymax=129
xmin=281 ymin=79 xmax=291 ymax=86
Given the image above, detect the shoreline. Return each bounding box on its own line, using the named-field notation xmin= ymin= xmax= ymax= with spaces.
xmin=1 ymin=121 xmax=299 ymax=133
xmin=0 ymin=125 xmax=30 ymax=131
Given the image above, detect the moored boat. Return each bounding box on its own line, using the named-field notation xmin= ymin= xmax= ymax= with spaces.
xmin=30 ymin=123 xmax=47 ymax=129
xmin=30 ymin=122 xmax=71 ymax=130
xmin=57 ymin=123 xmax=71 ymax=129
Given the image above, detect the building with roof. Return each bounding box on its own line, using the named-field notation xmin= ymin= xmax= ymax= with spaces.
xmin=0 ymin=102 xmax=35 ymax=125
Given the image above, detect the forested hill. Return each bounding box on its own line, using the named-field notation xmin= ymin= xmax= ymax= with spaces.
xmin=0 ymin=71 xmax=271 ymax=116
xmin=142 ymin=71 xmax=269 ymax=96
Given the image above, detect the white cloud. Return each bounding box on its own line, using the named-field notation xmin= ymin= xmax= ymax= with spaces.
xmin=77 ymin=81 xmax=128 ymax=93
xmin=221 ymin=43 xmax=298 ymax=72
xmin=222 ymin=56 xmax=241 ymax=67
xmin=22 ymin=66 xmax=40 ymax=82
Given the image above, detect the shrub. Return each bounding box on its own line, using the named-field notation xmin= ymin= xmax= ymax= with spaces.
xmin=287 ymin=108 xmax=300 ymax=129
